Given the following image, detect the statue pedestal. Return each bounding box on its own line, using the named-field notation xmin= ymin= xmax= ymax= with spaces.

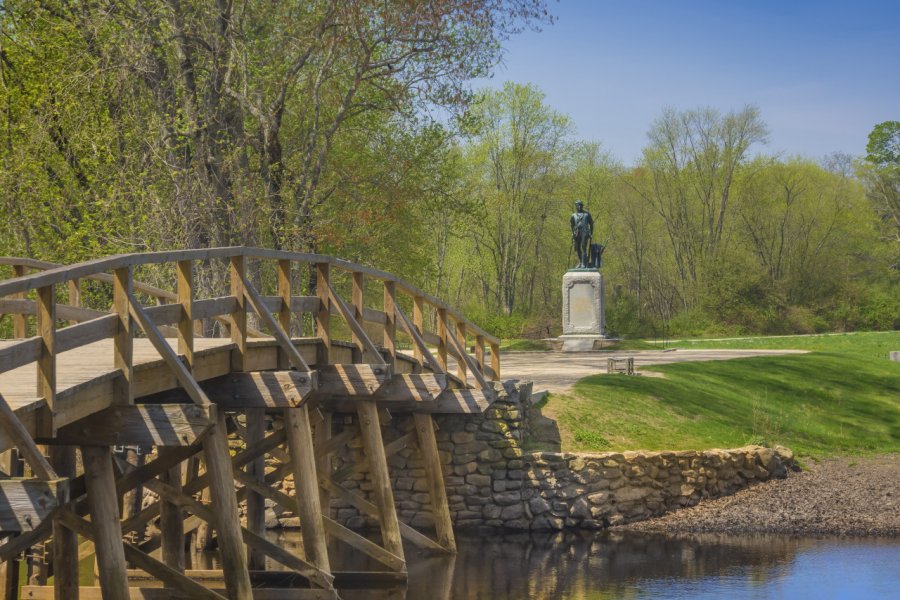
xmin=560 ymin=270 xmax=606 ymax=351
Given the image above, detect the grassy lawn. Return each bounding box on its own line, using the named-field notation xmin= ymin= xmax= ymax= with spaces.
xmin=543 ymin=331 xmax=900 ymax=458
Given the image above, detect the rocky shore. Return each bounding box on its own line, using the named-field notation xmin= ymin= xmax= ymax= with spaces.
xmin=620 ymin=454 xmax=900 ymax=537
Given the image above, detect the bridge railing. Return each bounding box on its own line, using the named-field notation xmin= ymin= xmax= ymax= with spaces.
xmin=0 ymin=247 xmax=500 ymax=417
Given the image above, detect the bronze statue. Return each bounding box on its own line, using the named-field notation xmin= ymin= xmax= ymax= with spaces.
xmin=570 ymin=201 xmax=594 ymax=268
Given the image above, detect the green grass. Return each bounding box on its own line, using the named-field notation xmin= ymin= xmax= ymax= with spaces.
xmin=546 ymin=349 xmax=900 ymax=458
xmin=501 ymin=338 xmax=553 ymax=351
xmin=672 ymin=330 xmax=899 ymax=359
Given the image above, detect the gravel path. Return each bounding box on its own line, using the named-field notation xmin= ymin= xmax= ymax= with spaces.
xmin=621 ymin=454 xmax=900 ymax=537
xmin=501 ymin=349 xmax=808 ymax=394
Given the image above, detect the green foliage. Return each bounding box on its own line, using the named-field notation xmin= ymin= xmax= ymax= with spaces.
xmin=866 ymin=121 xmax=900 ymax=167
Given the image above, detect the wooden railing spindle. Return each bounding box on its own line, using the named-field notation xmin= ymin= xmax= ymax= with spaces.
xmin=412 ymin=295 xmax=424 ymax=372
xmin=113 ymin=267 xmax=134 ymax=406
xmin=230 ymin=255 xmax=247 ymax=371
xmin=277 ymin=260 xmax=292 ymax=369
xmin=12 ymin=264 xmax=26 ymax=338
xmin=351 ymin=272 xmax=365 ymax=364
xmin=437 ymin=307 xmax=448 ymax=372
xmin=383 ymin=281 xmax=396 ymax=368
xmin=315 ymin=262 xmax=331 ymax=366
xmin=455 ymin=320 xmax=467 ymax=384
xmin=176 ymin=260 xmax=194 ymax=371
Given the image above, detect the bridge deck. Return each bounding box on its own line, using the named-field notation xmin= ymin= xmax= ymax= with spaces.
xmin=0 ymin=337 xmax=234 ymax=410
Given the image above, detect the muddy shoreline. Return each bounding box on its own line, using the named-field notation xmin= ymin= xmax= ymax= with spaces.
xmin=619 ymin=454 xmax=900 ymax=537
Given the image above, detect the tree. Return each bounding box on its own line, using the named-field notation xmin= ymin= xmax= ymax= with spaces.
xmin=459 ymin=82 xmax=573 ymax=315
xmin=861 ymin=121 xmax=900 ymax=268
xmin=630 ymin=105 xmax=768 ymax=305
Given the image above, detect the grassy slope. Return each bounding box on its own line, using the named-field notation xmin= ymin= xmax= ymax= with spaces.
xmin=544 ymin=331 xmax=900 ymax=457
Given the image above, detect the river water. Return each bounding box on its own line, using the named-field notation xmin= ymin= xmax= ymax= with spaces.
xmin=273 ymin=529 xmax=899 ymax=600
xmin=179 ymin=528 xmax=900 ymax=598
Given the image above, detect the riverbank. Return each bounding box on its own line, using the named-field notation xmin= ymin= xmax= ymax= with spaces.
xmin=620 ymin=454 xmax=900 ymax=537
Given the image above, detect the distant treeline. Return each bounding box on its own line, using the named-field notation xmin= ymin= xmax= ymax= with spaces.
xmin=0 ymin=3 xmax=896 ymax=337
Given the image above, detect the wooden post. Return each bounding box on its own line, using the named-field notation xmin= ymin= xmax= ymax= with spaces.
xmin=12 ymin=264 xmax=26 ymax=338
xmin=36 ymin=285 xmax=55 ymax=435
xmin=66 ymin=278 xmax=81 ymax=326
xmin=436 ymin=307 xmax=448 ymax=372
xmin=122 ymin=449 xmax=146 ymax=544
xmin=414 ymin=414 xmax=456 ymax=553
xmin=490 ymin=342 xmax=500 ymax=381
xmin=411 ymin=296 xmax=424 ymax=371
xmin=230 ymin=255 xmax=247 ymax=372
xmin=315 ymin=412 xmax=333 ymax=522
xmin=113 ymin=267 xmax=134 ymax=406
xmin=201 ymin=410 xmax=253 ymax=600
xmin=455 ymin=321 xmax=467 ymax=384
xmin=82 ymin=445 xmax=130 ymax=600
xmin=50 ymin=446 xmax=79 ymax=599
xmin=383 ymin=282 xmax=396 ymax=368
xmin=356 ymin=401 xmax=404 ymax=560
xmin=475 ymin=335 xmax=485 ymax=380
xmin=351 ymin=272 xmax=365 ymax=363
xmin=176 ymin=260 xmax=194 ymax=371
xmin=284 ymin=406 xmax=331 ymax=571
xmin=245 ymin=408 xmax=267 ymax=570
xmin=1 ymin=450 xmax=22 ymax=600
xmin=159 ymin=448 xmax=186 ymax=577
xmin=277 ymin=259 xmax=292 ymax=369
xmin=315 ymin=263 xmax=331 ymax=366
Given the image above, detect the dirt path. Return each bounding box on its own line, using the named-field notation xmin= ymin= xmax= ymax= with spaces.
xmin=620 ymin=454 xmax=900 ymax=537
xmin=501 ymin=349 xmax=808 ymax=394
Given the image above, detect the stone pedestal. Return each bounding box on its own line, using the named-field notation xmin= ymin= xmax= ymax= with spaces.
xmin=561 ymin=270 xmax=605 ymax=350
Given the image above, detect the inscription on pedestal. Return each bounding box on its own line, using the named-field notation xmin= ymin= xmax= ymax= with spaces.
xmin=562 ymin=271 xmax=605 ymax=336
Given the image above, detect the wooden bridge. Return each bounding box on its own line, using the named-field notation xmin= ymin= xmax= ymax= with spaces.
xmin=0 ymin=248 xmax=500 ymax=599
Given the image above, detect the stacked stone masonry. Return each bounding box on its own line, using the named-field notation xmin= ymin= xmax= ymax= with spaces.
xmin=262 ymin=382 xmax=794 ymax=531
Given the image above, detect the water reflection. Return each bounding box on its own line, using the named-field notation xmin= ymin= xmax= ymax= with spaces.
xmin=337 ymin=529 xmax=898 ymax=600
xmin=185 ymin=529 xmax=899 ymax=599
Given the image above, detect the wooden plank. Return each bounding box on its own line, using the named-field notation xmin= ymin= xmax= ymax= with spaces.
xmin=244 ymin=408 xmax=266 ymax=570
xmin=277 ymin=260 xmax=292 ymax=363
xmin=191 ymin=297 xmax=237 ymax=321
xmin=382 ymin=282 xmax=396 ymax=368
xmin=113 ymin=267 xmax=134 ymax=406
xmin=432 ymin=388 xmax=491 ymax=414
xmin=199 ymin=371 xmax=316 ymax=409
xmin=414 ymin=413 xmax=456 ymax=553
xmin=57 ymin=510 xmax=227 ymax=600
xmin=455 ymin=320 xmax=467 ymax=384
xmin=475 ymin=335 xmax=485 ymax=375
xmin=51 ymin=404 xmax=214 ymax=446
xmin=284 ymin=406 xmax=331 ymax=571
xmin=445 ymin=322 xmax=490 ymax=391
xmin=22 ymin=587 xmax=336 ymax=599
xmin=436 ymin=307 xmax=448 ymax=372
xmin=411 ymin=296 xmax=424 ymax=370
xmin=123 ymin=569 xmax=405 ymax=590
xmin=0 ymin=393 xmax=56 ymax=481
xmin=81 ymin=445 xmax=130 ymax=599
xmin=49 ymin=446 xmax=78 ymax=599
xmin=230 ymin=464 xmax=404 ymax=573
xmin=67 ymin=278 xmax=81 ymax=326
xmin=140 ymin=303 xmax=182 ymax=327
xmin=314 ymin=411 xmax=333 ymax=524
xmin=230 ymin=255 xmax=248 ymax=371
xmin=290 ymin=296 xmax=320 ymax=315
xmin=351 ymin=272 xmax=365 ymax=364
xmin=363 ymin=307 xmax=386 ymax=326
xmin=12 ymin=264 xmax=26 ymax=338
xmin=158 ymin=448 xmax=186 ymax=577
xmin=176 ymin=260 xmax=194 ymax=370
xmin=315 ymin=263 xmax=331 ymax=366
xmin=319 ymin=373 xmax=446 ymax=412
xmin=200 ymin=410 xmax=253 ymax=599
xmin=128 ymin=292 xmax=211 ymax=408
xmin=490 ymin=342 xmax=500 ymax=381
xmin=0 ymin=479 xmax=67 ymax=532
xmin=395 ymin=304 xmax=442 ymax=374
xmin=35 ymin=285 xmax=55 ymax=435
xmin=320 ymin=479 xmax=445 ymax=554
xmin=0 ymin=337 xmax=41 ymax=374
xmin=355 ymin=400 xmax=404 ymax=561
xmin=241 ymin=276 xmax=311 ymax=373
xmin=326 ymin=282 xmax=381 ymax=364
xmin=311 ymin=364 xmax=391 ymax=398
xmin=0 ymin=450 xmax=22 ymax=599
xmin=56 ymin=314 xmax=117 ymax=353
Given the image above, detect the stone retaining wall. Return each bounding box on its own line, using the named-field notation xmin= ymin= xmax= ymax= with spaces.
xmin=268 ymin=382 xmax=794 ymax=531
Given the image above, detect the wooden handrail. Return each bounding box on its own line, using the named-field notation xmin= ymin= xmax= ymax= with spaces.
xmin=0 ymin=248 xmax=500 ymax=345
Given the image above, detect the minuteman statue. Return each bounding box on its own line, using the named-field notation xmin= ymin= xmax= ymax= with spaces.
xmin=570 ymin=200 xmax=594 ymax=268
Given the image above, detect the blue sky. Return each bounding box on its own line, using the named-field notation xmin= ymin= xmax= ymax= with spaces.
xmin=479 ymin=0 xmax=900 ymax=166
